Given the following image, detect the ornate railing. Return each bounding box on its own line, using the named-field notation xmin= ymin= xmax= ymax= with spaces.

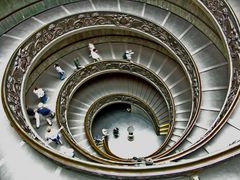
xmin=5 ymin=11 xmax=199 ymax=128
xmin=3 ymin=11 xmax=200 ymax=158
xmin=199 ymin=0 xmax=240 ymax=119
xmin=56 ymin=60 xmax=175 ymax=161
xmin=84 ymin=93 xmax=161 ymax=160
xmin=2 ymin=10 xmax=204 ymax=176
xmin=148 ymin=0 xmax=240 ymax=163
xmin=25 ymin=36 xmax=175 ymax=92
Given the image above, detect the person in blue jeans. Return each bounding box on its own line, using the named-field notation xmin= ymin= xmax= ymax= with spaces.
xmin=36 ymin=103 xmax=55 ymax=127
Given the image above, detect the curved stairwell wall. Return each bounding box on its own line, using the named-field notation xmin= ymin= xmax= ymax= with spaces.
xmin=1 ymin=0 xmax=240 ymax=180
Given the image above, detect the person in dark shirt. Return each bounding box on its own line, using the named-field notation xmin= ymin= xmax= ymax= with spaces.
xmin=113 ymin=127 xmax=119 ymax=138
xmin=73 ymin=58 xmax=84 ymax=70
xmin=27 ymin=107 xmax=35 ymax=116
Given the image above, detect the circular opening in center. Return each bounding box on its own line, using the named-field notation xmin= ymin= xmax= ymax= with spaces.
xmin=92 ymin=103 xmax=164 ymax=159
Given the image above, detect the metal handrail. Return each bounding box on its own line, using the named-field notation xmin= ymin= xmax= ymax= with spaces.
xmin=56 ymin=60 xmax=175 ymax=162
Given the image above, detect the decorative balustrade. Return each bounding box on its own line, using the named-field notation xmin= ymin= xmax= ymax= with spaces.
xmin=149 ymin=0 xmax=240 ymax=162
xmin=56 ymin=60 xmax=175 ymax=161
xmin=84 ymin=93 xmax=161 ymax=160
xmin=2 ymin=12 xmax=200 ymax=142
xmin=1 ymin=10 xmax=209 ymax=177
xmin=200 ymin=0 xmax=240 ymax=122
xmin=191 ymin=0 xmax=240 ymax=152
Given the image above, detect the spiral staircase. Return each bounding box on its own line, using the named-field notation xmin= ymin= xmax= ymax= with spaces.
xmin=1 ymin=0 xmax=240 ymax=179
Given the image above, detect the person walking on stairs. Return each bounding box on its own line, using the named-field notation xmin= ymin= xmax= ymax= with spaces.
xmin=54 ymin=63 xmax=65 ymax=80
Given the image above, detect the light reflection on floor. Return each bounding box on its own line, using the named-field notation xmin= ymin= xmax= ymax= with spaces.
xmin=92 ymin=104 xmax=164 ymax=159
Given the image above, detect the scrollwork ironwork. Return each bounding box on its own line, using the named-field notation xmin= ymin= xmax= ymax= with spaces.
xmin=85 ymin=94 xmax=160 ymax=132
xmin=57 ymin=61 xmax=174 ymax=130
xmin=83 ymin=94 xmax=161 ymax=159
xmin=3 ymin=11 xmax=198 ymax=158
xmin=200 ymin=0 xmax=240 ymax=130
xmin=56 ymin=61 xmax=175 ymax=161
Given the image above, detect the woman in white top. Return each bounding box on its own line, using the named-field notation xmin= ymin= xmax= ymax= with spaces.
xmin=88 ymin=43 xmax=102 ymax=62
xmin=54 ymin=64 xmax=65 ymax=80
xmin=33 ymin=87 xmax=48 ymax=103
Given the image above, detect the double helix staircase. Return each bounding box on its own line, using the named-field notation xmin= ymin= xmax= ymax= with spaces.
xmin=0 ymin=0 xmax=240 ymax=179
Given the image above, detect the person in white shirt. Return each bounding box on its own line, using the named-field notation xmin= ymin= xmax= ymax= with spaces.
xmin=45 ymin=126 xmax=63 ymax=145
xmin=54 ymin=64 xmax=65 ymax=80
xmin=88 ymin=43 xmax=95 ymax=50
xmin=123 ymin=49 xmax=134 ymax=62
xmin=88 ymin=43 xmax=102 ymax=62
xmin=102 ymin=128 xmax=109 ymax=137
xmin=33 ymin=87 xmax=48 ymax=103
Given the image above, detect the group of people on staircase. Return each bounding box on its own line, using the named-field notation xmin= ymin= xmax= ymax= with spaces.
xmin=26 ymin=43 xmax=135 ymax=157
xmin=56 ymin=43 xmax=135 ymax=75
xmin=27 ymin=87 xmax=75 ymax=157
xmin=29 ymin=87 xmax=54 ymax=128
xmin=27 ymin=87 xmax=62 ymax=144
